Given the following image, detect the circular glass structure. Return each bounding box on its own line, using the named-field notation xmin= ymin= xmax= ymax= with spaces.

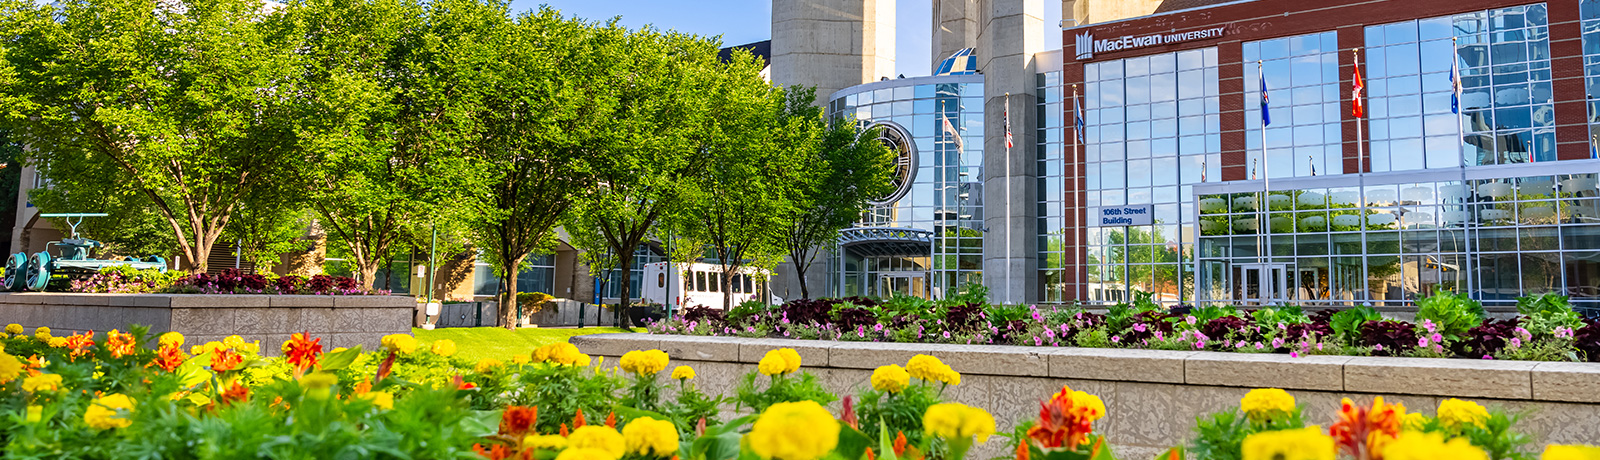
xmin=867 ymin=121 xmax=917 ymax=205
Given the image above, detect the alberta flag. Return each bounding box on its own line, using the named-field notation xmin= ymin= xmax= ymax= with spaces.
xmin=1259 ymin=64 xmax=1271 ymax=127
xmin=1074 ymin=91 xmax=1086 ymax=144
xmin=1450 ymin=56 xmax=1463 ymax=114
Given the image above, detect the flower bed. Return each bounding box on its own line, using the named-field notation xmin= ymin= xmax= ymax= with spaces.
xmin=67 ymin=267 xmax=386 ymax=295
xmin=646 ymin=291 xmax=1600 ymax=363
xmin=0 ymin=323 xmax=1596 ymax=459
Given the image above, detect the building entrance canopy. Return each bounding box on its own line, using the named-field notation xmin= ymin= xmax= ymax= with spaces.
xmin=838 ymin=227 xmax=933 ymax=258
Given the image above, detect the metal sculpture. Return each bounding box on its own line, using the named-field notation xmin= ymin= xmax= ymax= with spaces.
xmin=3 ymin=213 xmax=167 ymax=291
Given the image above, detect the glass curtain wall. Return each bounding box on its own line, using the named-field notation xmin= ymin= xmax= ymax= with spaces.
xmin=826 ymin=77 xmax=985 ymax=299
xmin=1581 ymin=0 xmax=1600 ymax=154
xmin=1037 ymin=72 xmax=1068 ymax=303
xmin=1083 ymin=48 xmax=1220 ymax=303
xmin=474 ymin=254 xmax=557 ymax=297
xmin=1244 ymin=32 xmax=1344 ymax=178
xmin=1364 ymin=4 xmax=1553 ymax=169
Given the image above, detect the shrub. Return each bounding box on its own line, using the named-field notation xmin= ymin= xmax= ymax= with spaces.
xmin=1516 ymin=293 xmax=1583 ymax=338
xmin=1456 ymin=318 xmax=1519 ymax=358
xmin=1414 ymin=289 xmax=1486 ymax=341
xmin=1360 ymin=320 xmax=1418 ymax=356
xmin=1329 ymin=306 xmax=1382 ymax=345
xmin=68 ymin=266 xmax=187 ymax=293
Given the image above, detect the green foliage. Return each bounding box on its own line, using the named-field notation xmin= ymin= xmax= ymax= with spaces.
xmin=1187 ymin=407 xmax=1306 ymax=460
xmin=509 ymin=363 xmax=623 ymax=433
xmin=1329 ymin=306 xmax=1383 ymax=345
xmin=1415 ymin=289 xmax=1487 ymax=340
xmin=732 ymin=371 xmax=836 ymax=414
xmin=68 ymin=266 xmax=189 ymax=294
xmin=1104 ymin=292 xmax=1162 ymax=332
xmin=983 ymin=303 xmax=1032 ymax=323
xmin=1515 ymin=293 xmax=1583 ymax=338
xmin=948 ymin=283 xmax=989 ymax=306
xmin=1250 ymin=305 xmax=1309 ymax=328
xmin=1188 ymin=304 xmax=1242 ymax=324
xmin=856 ymin=383 xmax=945 ymax=448
xmin=727 ymin=300 xmax=774 ymax=325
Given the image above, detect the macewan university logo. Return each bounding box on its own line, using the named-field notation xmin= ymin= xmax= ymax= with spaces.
xmin=1075 ymin=26 xmax=1227 ymax=61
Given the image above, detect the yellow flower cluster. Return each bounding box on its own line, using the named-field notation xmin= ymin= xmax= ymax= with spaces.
xmin=556 ymin=448 xmax=617 ymax=460
xmin=622 ymin=416 xmax=680 ymax=456
xmin=534 ymin=342 xmax=591 ymax=366
xmin=1241 ymin=388 xmax=1296 ymax=422
xmin=360 ymin=391 xmax=395 ymax=410
xmin=5 ymin=323 xmax=22 ymax=335
xmin=671 ymin=365 xmax=696 ymax=381
xmin=523 ymin=434 xmax=568 ymax=450
xmin=1401 ymin=412 xmax=1430 ymax=431
xmin=381 ymin=334 xmax=418 ymax=354
xmin=159 ymin=332 xmax=185 ymax=349
xmin=430 ymin=339 xmax=457 ymax=357
xmin=1436 ymin=398 xmax=1489 ymax=431
xmin=0 ymin=352 xmax=23 ymax=384
xmin=1380 ymin=431 xmax=1487 ymax=460
xmin=620 ymin=349 xmax=670 ymax=376
xmin=475 ymin=358 xmax=503 ymax=373
xmin=746 ymin=400 xmax=839 ymax=460
xmin=34 ymin=326 xmax=51 ymax=342
xmin=1065 ymin=387 xmax=1108 ymax=423
xmin=84 ymin=394 xmax=136 ymax=430
xmin=906 ymin=354 xmax=962 ymax=386
xmin=300 ymin=372 xmax=338 ymax=391
xmin=191 ymin=335 xmax=260 ymax=356
xmin=757 ymin=348 xmax=802 ymax=376
xmin=22 ymin=373 xmax=62 ymax=392
xmin=1544 ymin=445 xmax=1600 ymax=460
xmin=923 ymin=403 xmax=996 ymax=443
xmin=1241 ymin=426 xmax=1334 ymax=460
xmin=568 ymin=425 xmax=626 ymax=458
xmin=871 ymin=364 xmax=910 ymax=393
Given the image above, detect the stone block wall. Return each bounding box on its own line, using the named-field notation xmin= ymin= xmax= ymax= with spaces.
xmin=573 ymin=334 xmax=1600 ymax=459
xmin=0 ymin=293 xmax=414 ymax=354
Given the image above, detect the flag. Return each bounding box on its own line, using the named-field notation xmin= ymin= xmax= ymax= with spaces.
xmin=1074 ymin=88 xmax=1086 ymax=144
xmin=1592 ymin=136 xmax=1598 ymax=159
xmin=1004 ymin=96 xmax=1014 ymax=149
xmin=1201 ymin=159 xmax=1207 ymax=182
xmin=1252 ymin=158 xmax=1258 ymax=180
xmin=942 ymin=115 xmax=964 ymax=151
xmin=1309 ymin=155 xmax=1317 ymax=176
xmin=1258 ymin=63 xmax=1271 ymax=127
xmin=1351 ymin=53 xmax=1365 ymax=118
xmin=1450 ymin=53 xmax=1462 ymax=114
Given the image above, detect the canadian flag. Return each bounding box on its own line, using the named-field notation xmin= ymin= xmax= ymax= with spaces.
xmin=1352 ymin=54 xmax=1365 ymax=119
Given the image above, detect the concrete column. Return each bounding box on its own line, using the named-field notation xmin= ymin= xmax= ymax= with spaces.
xmin=932 ymin=0 xmax=981 ymax=69
xmin=771 ymin=0 xmax=896 ymax=106
xmin=979 ymin=0 xmax=1044 ymax=305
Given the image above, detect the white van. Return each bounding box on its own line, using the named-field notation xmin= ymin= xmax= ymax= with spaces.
xmin=640 ymin=262 xmax=782 ymax=310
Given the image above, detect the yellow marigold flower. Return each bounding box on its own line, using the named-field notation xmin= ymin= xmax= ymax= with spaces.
xmin=907 ymin=354 xmax=944 ymax=381
xmin=569 ymin=425 xmax=626 ymax=458
xmin=33 ymin=326 xmax=50 ymax=341
xmin=923 ymin=403 xmax=996 ymax=443
xmin=1241 ymin=426 xmax=1334 ymax=460
xmin=747 ymin=401 xmax=840 ymax=460
xmin=192 ymin=341 xmax=225 ymax=356
xmin=620 ymin=349 xmax=670 ymax=376
xmin=536 ymin=342 xmax=589 ymax=366
xmin=5 ymin=323 xmax=22 ymax=335
xmin=299 ymin=372 xmax=338 ymax=391
xmin=671 ymin=365 xmax=696 ymax=380
xmin=159 ymin=332 xmax=185 ymax=349
xmin=1380 ymin=431 xmax=1487 ymax=460
xmin=84 ymin=393 xmax=136 ymax=430
xmin=872 ymin=364 xmax=911 ymax=393
xmin=21 ymin=373 xmax=61 ymax=392
xmin=25 ymin=405 xmax=41 ymax=423
xmin=1241 ymin=388 xmax=1297 ymax=422
xmin=48 ymin=337 xmax=66 ymax=348
xmin=476 ymin=358 xmax=503 ymax=373
xmin=555 ymin=448 xmax=618 ymax=460
xmin=1400 ymin=412 xmax=1429 ymax=431
xmin=512 ymin=354 xmax=531 ymax=365
xmin=0 ymin=352 xmax=23 ymax=384
xmin=380 ymin=334 xmax=418 ymax=354
xmin=776 ymin=348 xmax=801 ymax=372
xmin=623 ymin=416 xmax=680 ymax=456
xmin=1436 ymin=398 xmax=1489 ymax=431
xmin=430 ymin=339 xmax=457 ymax=357
xmin=360 ymin=391 xmax=394 ymax=410
xmin=524 ymin=434 xmax=568 ymax=450
xmin=936 ymin=365 xmax=962 ymax=386
xmin=1544 ymin=445 xmax=1600 ymax=460
xmin=758 ymin=348 xmax=801 ymax=375
xmin=223 ymin=335 xmax=247 ymax=349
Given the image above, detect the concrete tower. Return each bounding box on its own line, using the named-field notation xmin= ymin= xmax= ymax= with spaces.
xmin=771 ymin=0 xmax=896 ymax=106
xmin=979 ymin=0 xmax=1045 ymax=305
xmin=932 ymin=0 xmax=980 ymax=68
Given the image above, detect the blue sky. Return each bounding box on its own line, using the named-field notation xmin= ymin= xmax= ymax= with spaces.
xmin=520 ymin=1 xmax=1062 ymax=77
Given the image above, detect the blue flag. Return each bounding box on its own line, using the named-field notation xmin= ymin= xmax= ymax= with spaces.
xmin=1450 ymin=55 xmax=1462 ymax=114
xmin=1074 ymin=92 xmax=1086 ymax=144
xmin=1259 ymin=64 xmax=1271 ymax=127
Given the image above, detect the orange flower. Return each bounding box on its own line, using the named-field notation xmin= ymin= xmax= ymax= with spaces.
xmin=209 ymin=348 xmax=242 ymax=372
xmin=473 ymin=443 xmax=516 ymax=460
xmin=1015 ymin=441 xmax=1030 ymax=460
xmin=150 ymin=344 xmax=186 ymax=372
xmin=219 ymin=381 xmax=250 ymax=406
xmin=573 ymin=408 xmax=586 ymax=428
xmin=63 ymin=331 xmax=95 ymax=361
xmin=604 ymin=411 xmax=616 ymax=428
xmin=25 ymin=355 xmax=48 ymax=377
xmin=1026 ymin=386 xmax=1107 ymax=450
xmin=893 ymin=431 xmax=908 ymax=456
xmin=105 ymin=330 xmax=136 ymax=358
xmin=1330 ymin=396 xmax=1406 ymax=460
xmin=500 ymin=406 xmax=539 ymax=437
xmin=559 ymin=423 xmax=569 ymax=437
xmin=281 ymin=333 xmax=323 ymax=373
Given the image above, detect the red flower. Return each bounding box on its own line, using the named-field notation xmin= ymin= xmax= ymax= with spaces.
xmin=893 ymin=431 xmax=907 ymax=457
xmin=572 ymin=408 xmax=586 ymax=428
xmin=1329 ymin=397 xmax=1405 ymax=460
xmin=105 ymin=329 xmax=136 ymax=358
xmin=150 ymin=344 xmax=186 ymax=372
xmin=604 ymin=411 xmax=616 ymax=428
xmin=499 ymin=406 xmax=538 ymax=437
xmin=841 ymin=396 xmax=859 ymax=429
xmin=220 ymin=381 xmax=250 ymax=406
xmin=282 ymin=332 xmax=323 ymax=373
xmin=1015 ymin=441 xmax=1030 ymax=460
xmin=210 ymin=347 xmax=242 ymax=372
xmin=1026 ymin=387 xmax=1104 ymax=450
xmin=64 ymin=331 xmax=96 ymax=361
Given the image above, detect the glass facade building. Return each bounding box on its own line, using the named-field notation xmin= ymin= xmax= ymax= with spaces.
xmin=1052 ymin=1 xmax=1600 ymax=309
xmin=826 ymin=75 xmax=987 ymax=299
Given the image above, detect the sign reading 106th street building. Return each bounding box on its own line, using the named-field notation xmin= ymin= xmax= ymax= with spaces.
xmin=1091 ymin=205 xmax=1154 ymax=227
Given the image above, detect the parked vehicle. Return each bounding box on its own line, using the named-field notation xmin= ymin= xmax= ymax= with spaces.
xmin=639 ymin=262 xmax=780 ymax=310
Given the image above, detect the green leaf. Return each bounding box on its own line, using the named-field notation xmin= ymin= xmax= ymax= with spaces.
xmin=319 ymin=345 xmax=364 ymax=371
xmin=835 ymin=425 xmax=873 ymax=460
xmin=877 ymin=418 xmax=899 ymax=460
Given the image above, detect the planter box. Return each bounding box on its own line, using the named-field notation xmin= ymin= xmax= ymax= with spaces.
xmin=0 ymin=293 xmax=414 ymax=354
xmin=574 ymin=333 xmax=1600 ymax=459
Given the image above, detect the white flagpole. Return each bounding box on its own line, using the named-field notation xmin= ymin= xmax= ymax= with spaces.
xmin=1259 ymin=61 xmax=1272 ymax=303
xmin=1452 ymin=37 xmax=1475 ymax=301
xmin=1073 ymin=85 xmax=1084 ymax=301
xmin=1004 ymin=92 xmax=1012 ymax=306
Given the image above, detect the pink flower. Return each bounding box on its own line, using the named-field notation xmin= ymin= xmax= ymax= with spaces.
xmin=1111 ymin=336 xmax=1121 ymax=344
xmin=1271 ymin=338 xmax=1283 ymax=348
xmin=1254 ymin=342 xmax=1264 ymax=350
xmin=943 ymin=331 xmax=951 ymax=339
xmin=1290 ymin=352 xmax=1300 ymax=358
xmin=1510 ymin=337 xmax=1522 ymax=348
xmin=1154 ymin=331 xmax=1164 ymax=340
xmin=1430 ymin=333 xmax=1443 ymax=344
xmin=1316 ymin=342 xmax=1324 ymax=351
xmin=1235 ymin=341 xmax=1247 ymax=348
xmin=1483 ymin=355 xmax=1494 ymax=360
xmin=1418 ymin=337 xmax=1430 ymax=347
xmin=1133 ymin=324 xmax=1147 ymax=333
xmin=1194 ymin=340 xmax=1205 ymax=349
xmin=1034 ymin=337 xmax=1043 ymax=346
xmin=1186 ymin=316 xmax=1197 ymax=325
xmin=1374 ymin=344 xmax=1384 ymax=351
xmin=1433 ymin=344 xmax=1444 ymax=353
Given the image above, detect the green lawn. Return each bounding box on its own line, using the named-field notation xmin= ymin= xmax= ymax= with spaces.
xmin=411 ymin=326 xmax=632 ymax=362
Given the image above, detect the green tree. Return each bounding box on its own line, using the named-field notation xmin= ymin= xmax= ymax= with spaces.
xmin=295 ymin=0 xmax=480 ymax=289
xmin=678 ymin=59 xmax=801 ymax=309
xmin=437 ymin=3 xmax=625 ymax=328
xmin=563 ymin=28 xmax=723 ymax=327
xmin=0 ymin=0 xmax=311 ymax=271
xmin=779 ymin=87 xmax=895 ymax=299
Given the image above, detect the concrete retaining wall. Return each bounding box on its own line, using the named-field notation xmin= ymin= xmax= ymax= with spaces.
xmin=0 ymin=293 xmax=414 ymax=354
xmin=572 ymin=334 xmax=1600 ymax=458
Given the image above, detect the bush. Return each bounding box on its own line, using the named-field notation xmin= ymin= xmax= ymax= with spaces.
xmin=1360 ymin=320 xmax=1418 ymax=356
xmin=68 ymin=266 xmax=188 ymax=293
xmin=1414 ymin=289 xmax=1486 ymax=341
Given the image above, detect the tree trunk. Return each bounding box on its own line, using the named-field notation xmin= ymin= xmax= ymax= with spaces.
xmin=722 ymin=270 xmax=733 ymax=310
xmin=797 ymin=264 xmax=810 ymax=299
xmin=616 ymin=250 xmax=637 ymax=330
xmin=498 ymin=254 xmax=526 ymax=330
xmin=358 ymin=260 xmax=380 ymax=292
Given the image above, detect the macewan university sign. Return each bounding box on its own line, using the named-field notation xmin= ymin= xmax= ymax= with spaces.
xmin=1074 ymin=26 xmax=1227 ymax=61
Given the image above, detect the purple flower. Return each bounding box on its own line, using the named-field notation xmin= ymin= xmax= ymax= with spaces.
xmin=1483 ymin=355 xmax=1494 ymax=360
